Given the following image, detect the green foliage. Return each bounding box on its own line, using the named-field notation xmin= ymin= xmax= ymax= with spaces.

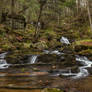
xmin=63 ymin=0 xmax=76 ymax=8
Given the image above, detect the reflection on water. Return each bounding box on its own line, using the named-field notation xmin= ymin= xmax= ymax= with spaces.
xmin=0 ymin=51 xmax=92 ymax=92
xmin=0 ymin=89 xmax=41 ymax=92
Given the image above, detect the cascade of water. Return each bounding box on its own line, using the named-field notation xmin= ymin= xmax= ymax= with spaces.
xmin=0 ymin=59 xmax=9 ymax=69
xmin=43 ymin=50 xmax=50 ymax=54
xmin=29 ymin=55 xmax=38 ymax=64
xmin=61 ymin=55 xmax=92 ymax=79
xmin=0 ymin=52 xmax=8 ymax=59
xmin=50 ymin=50 xmax=62 ymax=55
xmin=0 ymin=52 xmax=9 ymax=69
xmin=60 ymin=37 xmax=70 ymax=45
xmin=43 ymin=50 xmax=64 ymax=55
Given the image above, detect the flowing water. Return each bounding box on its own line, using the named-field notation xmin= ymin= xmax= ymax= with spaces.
xmin=29 ymin=55 xmax=38 ymax=64
xmin=61 ymin=55 xmax=92 ymax=79
xmin=0 ymin=52 xmax=10 ymax=69
xmin=43 ymin=50 xmax=63 ymax=55
xmin=60 ymin=36 xmax=70 ymax=45
xmin=0 ymin=37 xmax=92 ymax=92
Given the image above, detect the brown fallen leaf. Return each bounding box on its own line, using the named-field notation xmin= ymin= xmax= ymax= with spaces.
xmin=16 ymin=36 xmax=23 ymax=41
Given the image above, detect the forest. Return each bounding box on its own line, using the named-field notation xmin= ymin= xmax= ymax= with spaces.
xmin=0 ymin=0 xmax=92 ymax=92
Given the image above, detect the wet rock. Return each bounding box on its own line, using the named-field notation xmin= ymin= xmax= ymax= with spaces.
xmin=37 ymin=54 xmax=76 ymax=67
xmin=87 ymin=67 xmax=92 ymax=75
xmin=71 ymin=66 xmax=79 ymax=73
xmin=61 ymin=54 xmax=76 ymax=67
xmin=37 ymin=54 xmax=61 ymax=63
xmin=74 ymin=45 xmax=88 ymax=52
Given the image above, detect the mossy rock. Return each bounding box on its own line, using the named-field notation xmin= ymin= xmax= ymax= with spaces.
xmin=74 ymin=39 xmax=92 ymax=52
xmin=42 ymin=88 xmax=63 ymax=92
xmin=38 ymin=54 xmax=61 ymax=63
xmin=23 ymin=42 xmax=31 ymax=48
xmin=32 ymin=41 xmax=48 ymax=50
xmin=37 ymin=54 xmax=76 ymax=66
xmin=47 ymin=39 xmax=61 ymax=49
xmin=78 ymin=49 xmax=92 ymax=56
xmin=75 ymin=39 xmax=92 ymax=46
xmin=42 ymin=29 xmax=57 ymax=40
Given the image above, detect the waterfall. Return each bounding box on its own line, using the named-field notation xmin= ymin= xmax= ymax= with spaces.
xmin=60 ymin=36 xmax=70 ymax=45
xmin=50 ymin=50 xmax=62 ymax=55
xmin=43 ymin=50 xmax=64 ymax=55
xmin=61 ymin=55 xmax=92 ymax=79
xmin=29 ymin=55 xmax=38 ymax=64
xmin=43 ymin=50 xmax=50 ymax=54
xmin=0 ymin=52 xmax=9 ymax=69
xmin=0 ymin=59 xmax=9 ymax=69
xmin=0 ymin=52 xmax=8 ymax=59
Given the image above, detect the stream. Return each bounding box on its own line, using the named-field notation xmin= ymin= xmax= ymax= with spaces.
xmin=0 ymin=37 xmax=92 ymax=79
xmin=0 ymin=37 xmax=92 ymax=91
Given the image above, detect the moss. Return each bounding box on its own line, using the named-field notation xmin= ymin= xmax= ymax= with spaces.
xmin=42 ymin=28 xmax=57 ymax=40
xmin=32 ymin=41 xmax=48 ymax=50
xmin=42 ymin=88 xmax=63 ymax=92
xmin=78 ymin=49 xmax=92 ymax=55
xmin=47 ymin=39 xmax=61 ymax=49
xmin=72 ymin=39 xmax=92 ymax=54
xmin=75 ymin=39 xmax=92 ymax=45
xmin=23 ymin=42 xmax=31 ymax=48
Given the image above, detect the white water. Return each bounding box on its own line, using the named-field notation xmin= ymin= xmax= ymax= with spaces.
xmin=61 ymin=55 xmax=92 ymax=79
xmin=0 ymin=52 xmax=9 ymax=69
xmin=43 ymin=50 xmax=64 ymax=55
xmin=29 ymin=55 xmax=38 ymax=64
xmin=0 ymin=52 xmax=8 ymax=59
xmin=50 ymin=50 xmax=63 ymax=55
xmin=60 ymin=36 xmax=70 ymax=45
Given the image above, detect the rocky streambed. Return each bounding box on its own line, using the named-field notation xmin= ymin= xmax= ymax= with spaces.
xmin=0 ymin=37 xmax=92 ymax=92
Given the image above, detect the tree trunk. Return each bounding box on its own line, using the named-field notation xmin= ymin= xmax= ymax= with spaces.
xmin=34 ymin=4 xmax=43 ymax=41
xmin=11 ymin=0 xmax=15 ymax=30
xmin=87 ymin=0 xmax=92 ymax=31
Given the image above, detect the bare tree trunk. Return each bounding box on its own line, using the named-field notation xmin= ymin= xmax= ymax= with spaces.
xmin=87 ymin=0 xmax=92 ymax=31
xmin=34 ymin=5 xmax=43 ymax=40
xmin=76 ymin=0 xmax=80 ymax=13
xmin=11 ymin=0 xmax=15 ymax=30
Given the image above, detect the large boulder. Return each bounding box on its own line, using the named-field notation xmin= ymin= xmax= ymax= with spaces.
xmin=74 ymin=39 xmax=92 ymax=54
